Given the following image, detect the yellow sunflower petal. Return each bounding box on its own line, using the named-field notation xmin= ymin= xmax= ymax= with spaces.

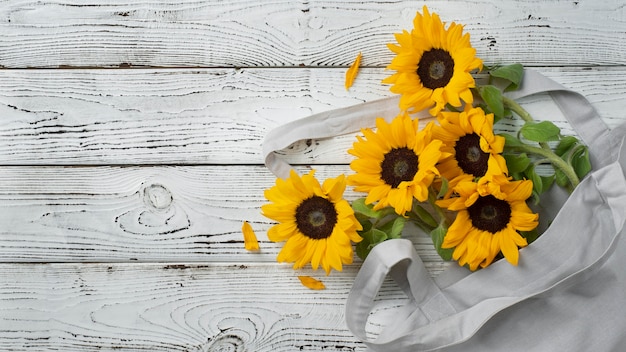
xmin=443 ymin=211 xmax=471 ymax=248
xmin=295 ymin=238 xmax=318 ymax=269
xmin=325 ymin=237 xmax=344 ymax=273
xmin=242 ymin=221 xmax=260 ymax=251
xmin=499 ymin=229 xmax=521 ymax=266
xmin=309 ymin=238 xmax=326 ymax=270
xmin=345 ymin=52 xmax=362 ymax=90
xmin=267 ymin=221 xmax=298 ymax=242
xmin=322 ymin=174 xmax=347 ymax=203
xmin=298 ymin=276 xmax=326 ymax=290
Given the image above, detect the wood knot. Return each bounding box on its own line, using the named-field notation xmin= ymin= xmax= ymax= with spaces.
xmin=143 ymin=183 xmax=173 ymax=211
xmin=115 ymin=181 xmax=190 ymax=235
xmin=207 ymin=333 xmax=245 ymax=352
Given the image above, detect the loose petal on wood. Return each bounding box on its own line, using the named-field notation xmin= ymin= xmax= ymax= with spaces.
xmin=298 ymin=275 xmax=326 ymax=290
xmin=242 ymin=221 xmax=260 ymax=251
xmin=345 ymin=52 xmax=362 ymax=90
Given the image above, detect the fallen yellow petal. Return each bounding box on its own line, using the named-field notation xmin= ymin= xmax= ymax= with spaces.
xmin=298 ymin=276 xmax=326 ymax=290
xmin=345 ymin=52 xmax=362 ymax=90
xmin=242 ymin=221 xmax=260 ymax=251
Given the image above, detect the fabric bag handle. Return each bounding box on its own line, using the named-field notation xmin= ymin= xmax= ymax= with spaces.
xmin=263 ymin=95 xmax=403 ymax=179
xmin=263 ymin=69 xmax=614 ymax=178
xmin=345 ymin=239 xmax=458 ymax=351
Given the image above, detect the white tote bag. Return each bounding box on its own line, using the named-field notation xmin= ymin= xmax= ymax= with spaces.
xmin=263 ymin=70 xmax=626 ymax=351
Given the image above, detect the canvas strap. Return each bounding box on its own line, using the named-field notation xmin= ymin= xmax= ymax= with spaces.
xmin=263 ymin=69 xmax=615 ymax=178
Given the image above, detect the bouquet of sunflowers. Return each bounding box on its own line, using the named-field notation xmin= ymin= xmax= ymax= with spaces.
xmin=257 ymin=6 xmax=590 ymax=281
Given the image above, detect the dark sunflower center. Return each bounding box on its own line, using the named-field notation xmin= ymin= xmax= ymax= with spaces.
xmin=380 ymin=147 xmax=419 ymax=188
xmin=417 ymin=48 xmax=455 ymax=89
xmin=455 ymin=133 xmax=490 ymax=177
xmin=295 ymin=196 xmax=338 ymax=240
xmin=468 ymin=195 xmax=512 ymax=234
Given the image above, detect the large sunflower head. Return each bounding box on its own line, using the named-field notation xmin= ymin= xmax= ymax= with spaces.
xmin=433 ymin=106 xmax=508 ymax=193
xmin=437 ymin=174 xmax=539 ymax=271
xmin=262 ymin=170 xmax=362 ymax=275
xmin=383 ymin=6 xmax=483 ymax=115
xmin=347 ymin=112 xmax=445 ymax=215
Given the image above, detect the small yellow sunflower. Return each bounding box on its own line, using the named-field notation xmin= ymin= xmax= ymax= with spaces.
xmin=383 ymin=6 xmax=483 ymax=115
xmin=433 ymin=106 xmax=508 ymax=193
xmin=437 ymin=174 xmax=539 ymax=271
xmin=348 ymin=113 xmax=445 ymax=215
xmin=262 ymin=170 xmax=362 ymax=275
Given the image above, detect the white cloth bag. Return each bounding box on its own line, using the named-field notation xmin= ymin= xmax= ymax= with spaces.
xmin=263 ymin=70 xmax=626 ymax=351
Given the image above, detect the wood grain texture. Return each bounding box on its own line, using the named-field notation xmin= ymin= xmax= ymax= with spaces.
xmin=0 ymin=67 xmax=625 ymax=165
xmin=0 ymin=262 xmax=408 ymax=351
xmin=2 ymin=1 xmax=626 ymax=350
xmin=0 ymin=164 xmax=452 ymax=271
xmin=0 ymin=0 xmax=625 ymax=68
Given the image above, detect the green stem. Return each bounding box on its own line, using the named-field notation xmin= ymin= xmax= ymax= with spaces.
xmin=502 ymin=96 xmax=551 ymax=150
xmin=502 ymin=96 xmax=532 ymax=122
xmin=502 ymin=95 xmax=580 ymax=189
xmin=428 ymin=187 xmax=449 ymax=227
xmin=508 ymin=144 xmax=580 ymax=188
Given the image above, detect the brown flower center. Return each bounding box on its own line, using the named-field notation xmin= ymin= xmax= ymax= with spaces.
xmin=468 ymin=195 xmax=512 ymax=234
xmin=381 ymin=147 xmax=419 ymax=188
xmin=295 ymin=196 xmax=337 ymax=239
xmin=417 ymin=48 xmax=455 ymax=89
xmin=455 ymin=133 xmax=490 ymax=177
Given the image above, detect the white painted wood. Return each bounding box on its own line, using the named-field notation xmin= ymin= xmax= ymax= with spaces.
xmin=2 ymin=0 xmax=626 ymax=350
xmin=0 ymin=262 xmax=403 ymax=351
xmin=0 ymin=164 xmax=452 ymax=270
xmin=0 ymin=67 xmax=624 ymax=165
xmin=0 ymin=0 xmax=625 ymax=68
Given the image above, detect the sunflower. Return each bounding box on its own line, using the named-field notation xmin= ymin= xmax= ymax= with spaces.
xmin=347 ymin=113 xmax=445 ymax=215
xmin=437 ymin=174 xmax=539 ymax=270
xmin=262 ymin=170 xmax=362 ymax=275
xmin=433 ymin=106 xmax=508 ymax=194
xmin=383 ymin=6 xmax=483 ymax=115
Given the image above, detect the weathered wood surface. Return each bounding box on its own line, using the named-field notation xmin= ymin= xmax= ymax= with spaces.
xmin=0 ymin=164 xmax=452 ymax=267
xmin=1 ymin=0 xmax=626 ymax=350
xmin=1 ymin=0 xmax=625 ymax=68
xmin=0 ymin=67 xmax=625 ymax=165
xmin=0 ymin=263 xmax=395 ymax=352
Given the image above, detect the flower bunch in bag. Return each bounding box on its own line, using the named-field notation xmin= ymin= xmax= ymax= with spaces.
xmin=260 ymin=6 xmax=591 ymax=277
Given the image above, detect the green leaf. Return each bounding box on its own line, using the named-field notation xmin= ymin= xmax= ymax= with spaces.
xmin=525 ymin=164 xmax=543 ymax=195
xmin=555 ymin=168 xmax=569 ymax=188
xmin=437 ymin=177 xmax=449 ymax=199
xmin=503 ymin=153 xmax=531 ymax=174
xmin=354 ymin=212 xmax=372 ymax=233
xmin=520 ymin=121 xmax=561 ymax=142
xmin=369 ymin=228 xmax=388 ymax=244
xmin=430 ymin=224 xmax=454 ymax=261
xmin=571 ymin=146 xmax=592 ymax=179
xmin=555 ymin=136 xmax=579 ymax=156
xmin=355 ymin=228 xmax=389 ymax=260
xmin=355 ymin=241 xmax=370 ymax=260
xmin=412 ymin=204 xmax=438 ymax=228
xmin=500 ymin=133 xmax=524 ymax=148
xmin=479 ymin=85 xmax=505 ymax=119
xmin=351 ymin=198 xmax=381 ymax=219
xmin=541 ymin=174 xmax=555 ymax=193
xmin=521 ymin=229 xmax=540 ymax=244
xmin=490 ymin=63 xmax=524 ymax=91
xmin=379 ymin=216 xmax=407 ymax=239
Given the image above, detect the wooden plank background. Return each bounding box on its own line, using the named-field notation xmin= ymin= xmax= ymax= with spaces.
xmin=1 ymin=0 xmax=625 ymax=350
